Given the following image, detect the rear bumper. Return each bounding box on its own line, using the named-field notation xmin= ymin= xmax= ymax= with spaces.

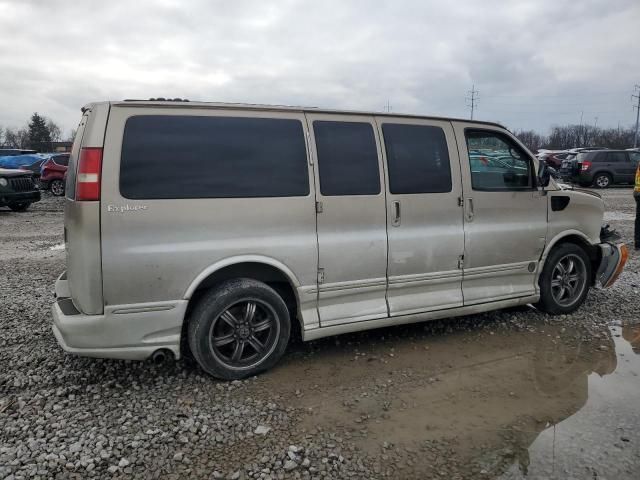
xmin=40 ymin=173 xmax=63 ymax=183
xmin=51 ymin=272 xmax=186 ymax=361
xmin=0 ymin=190 xmax=40 ymax=206
xmin=595 ymin=242 xmax=628 ymax=288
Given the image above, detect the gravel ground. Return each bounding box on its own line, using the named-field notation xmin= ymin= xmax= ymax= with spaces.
xmin=1 ymin=189 xmax=639 ymax=479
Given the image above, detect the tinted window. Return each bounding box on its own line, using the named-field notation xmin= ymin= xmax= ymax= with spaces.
xmin=607 ymin=152 xmax=627 ymax=163
xmin=313 ymin=121 xmax=380 ymax=196
xmin=382 ymin=123 xmax=451 ymax=194
xmin=629 ymin=152 xmax=640 ymax=163
xmin=120 ymin=116 xmax=309 ymax=199
xmin=54 ymin=155 xmax=69 ymax=166
xmin=466 ymin=130 xmax=532 ymax=190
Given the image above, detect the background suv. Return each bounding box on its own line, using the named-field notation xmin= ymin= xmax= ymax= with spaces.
xmin=573 ymin=150 xmax=640 ymax=188
xmin=39 ymin=154 xmax=69 ymax=196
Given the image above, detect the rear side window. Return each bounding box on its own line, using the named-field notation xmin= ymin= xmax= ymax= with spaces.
xmin=382 ymin=123 xmax=451 ymax=194
xmin=465 ymin=130 xmax=532 ymax=190
xmin=120 ymin=116 xmax=309 ymax=199
xmin=313 ymin=121 xmax=380 ymax=196
xmin=606 ymin=152 xmax=627 ymax=163
xmin=54 ymin=155 xmax=69 ymax=166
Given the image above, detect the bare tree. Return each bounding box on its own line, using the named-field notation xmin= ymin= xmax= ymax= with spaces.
xmin=514 ymin=130 xmax=547 ymax=152
xmin=546 ymin=124 xmax=636 ymax=150
xmin=4 ymin=127 xmax=29 ymax=148
xmin=46 ymin=118 xmax=63 ymax=143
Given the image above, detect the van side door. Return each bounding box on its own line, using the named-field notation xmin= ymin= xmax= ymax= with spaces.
xmin=376 ymin=117 xmax=464 ymax=316
xmin=453 ymin=123 xmax=548 ymax=305
xmin=305 ymin=113 xmax=389 ymax=326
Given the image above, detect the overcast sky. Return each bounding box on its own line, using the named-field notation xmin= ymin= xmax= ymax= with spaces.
xmin=1 ymin=0 xmax=638 ymax=137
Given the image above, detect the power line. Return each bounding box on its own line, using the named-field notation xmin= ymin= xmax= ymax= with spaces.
xmin=483 ymin=101 xmax=624 ymax=107
xmin=466 ymin=85 xmax=479 ymax=120
xmin=482 ymin=91 xmax=627 ymax=98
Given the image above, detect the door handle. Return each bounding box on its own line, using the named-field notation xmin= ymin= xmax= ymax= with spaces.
xmin=392 ymin=200 xmax=401 ymax=227
xmin=465 ymin=198 xmax=474 ymax=222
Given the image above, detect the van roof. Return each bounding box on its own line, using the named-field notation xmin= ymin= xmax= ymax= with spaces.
xmin=83 ymin=100 xmax=507 ymax=130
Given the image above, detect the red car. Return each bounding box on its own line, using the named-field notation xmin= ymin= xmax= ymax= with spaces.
xmin=40 ymin=154 xmax=69 ymax=196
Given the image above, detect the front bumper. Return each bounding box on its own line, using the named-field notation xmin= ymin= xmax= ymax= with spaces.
xmin=51 ymin=272 xmax=185 ymax=361
xmin=0 ymin=190 xmax=40 ymax=206
xmin=595 ymin=242 xmax=628 ymax=288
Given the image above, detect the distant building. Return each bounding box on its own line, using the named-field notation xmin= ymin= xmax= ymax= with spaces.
xmin=50 ymin=141 xmax=72 ymax=153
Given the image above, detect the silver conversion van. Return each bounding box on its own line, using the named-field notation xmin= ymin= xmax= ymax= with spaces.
xmin=52 ymin=100 xmax=628 ymax=379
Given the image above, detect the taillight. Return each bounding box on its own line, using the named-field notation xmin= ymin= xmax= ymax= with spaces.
xmin=76 ymin=147 xmax=102 ymax=201
xmin=580 ymin=161 xmax=592 ymax=171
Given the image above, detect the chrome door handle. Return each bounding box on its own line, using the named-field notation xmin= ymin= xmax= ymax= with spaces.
xmin=392 ymin=200 xmax=401 ymax=227
xmin=465 ymin=198 xmax=474 ymax=222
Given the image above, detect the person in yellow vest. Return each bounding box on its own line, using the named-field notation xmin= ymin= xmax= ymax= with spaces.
xmin=635 ymin=161 xmax=640 ymax=249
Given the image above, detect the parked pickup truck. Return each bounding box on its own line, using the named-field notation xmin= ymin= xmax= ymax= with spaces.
xmin=0 ymin=168 xmax=41 ymax=211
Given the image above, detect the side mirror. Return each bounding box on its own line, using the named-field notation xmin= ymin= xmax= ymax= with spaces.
xmin=537 ymin=161 xmax=551 ymax=188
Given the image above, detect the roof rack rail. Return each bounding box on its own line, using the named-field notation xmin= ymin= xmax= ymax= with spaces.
xmin=123 ymin=98 xmax=190 ymax=102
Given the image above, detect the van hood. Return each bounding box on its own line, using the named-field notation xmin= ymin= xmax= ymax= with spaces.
xmin=555 ymin=182 xmax=602 ymax=199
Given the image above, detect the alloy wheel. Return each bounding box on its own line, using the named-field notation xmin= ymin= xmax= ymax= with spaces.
xmin=550 ymin=254 xmax=588 ymax=307
xmin=207 ymin=299 xmax=280 ymax=370
xmin=51 ymin=180 xmax=65 ymax=196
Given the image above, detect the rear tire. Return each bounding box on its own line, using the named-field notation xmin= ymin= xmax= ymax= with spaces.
xmin=9 ymin=202 xmax=30 ymax=212
xmin=535 ymin=243 xmax=591 ymax=315
xmin=187 ymin=278 xmax=291 ymax=380
xmin=593 ymin=173 xmax=612 ymax=189
xmin=50 ymin=179 xmax=65 ymax=196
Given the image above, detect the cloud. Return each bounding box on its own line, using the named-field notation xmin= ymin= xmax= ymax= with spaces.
xmin=0 ymin=0 xmax=638 ymax=135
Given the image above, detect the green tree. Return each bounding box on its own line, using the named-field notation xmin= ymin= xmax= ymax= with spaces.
xmin=27 ymin=112 xmax=51 ymax=151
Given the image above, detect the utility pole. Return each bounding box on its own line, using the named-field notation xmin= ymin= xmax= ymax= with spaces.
xmin=594 ymin=116 xmax=598 ymax=129
xmin=633 ymin=85 xmax=640 ymax=148
xmin=384 ymin=99 xmax=392 ymax=113
xmin=466 ymin=85 xmax=479 ymax=120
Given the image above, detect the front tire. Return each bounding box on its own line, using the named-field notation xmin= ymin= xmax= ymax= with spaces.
xmin=187 ymin=279 xmax=291 ymax=380
xmin=9 ymin=202 xmax=31 ymax=212
xmin=536 ymin=243 xmax=591 ymax=315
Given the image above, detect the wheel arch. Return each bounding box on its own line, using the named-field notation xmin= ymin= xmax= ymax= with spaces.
xmin=184 ymin=256 xmax=302 ymax=299
xmin=181 ymin=256 xmax=305 ymax=351
xmin=538 ymin=231 xmax=601 ymax=284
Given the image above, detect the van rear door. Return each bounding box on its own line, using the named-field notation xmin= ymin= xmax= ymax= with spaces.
xmin=64 ymin=103 xmax=110 ymax=314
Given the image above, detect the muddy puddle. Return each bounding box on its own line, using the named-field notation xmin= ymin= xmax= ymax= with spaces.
xmin=254 ymin=318 xmax=640 ymax=478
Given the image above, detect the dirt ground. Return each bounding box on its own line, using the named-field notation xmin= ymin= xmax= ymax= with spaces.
xmin=1 ymin=189 xmax=639 ymax=480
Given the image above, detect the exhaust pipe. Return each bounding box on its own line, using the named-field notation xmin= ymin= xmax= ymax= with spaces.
xmin=151 ymin=349 xmax=174 ymax=364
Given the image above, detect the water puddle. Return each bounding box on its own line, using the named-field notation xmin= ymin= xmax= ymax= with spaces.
xmin=498 ymin=324 xmax=640 ymax=479
xmin=256 ymin=319 xmax=640 ymax=478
